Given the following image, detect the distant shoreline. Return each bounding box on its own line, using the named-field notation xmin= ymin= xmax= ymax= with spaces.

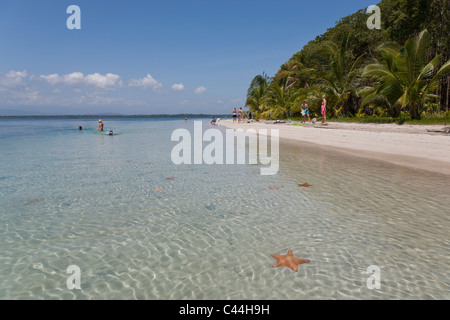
xmin=0 ymin=114 xmax=227 ymax=120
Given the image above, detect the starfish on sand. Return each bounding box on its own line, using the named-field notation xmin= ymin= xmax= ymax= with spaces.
xmin=165 ymin=177 xmax=175 ymax=180
xmin=298 ymin=183 xmax=312 ymax=188
xmin=268 ymin=186 xmax=280 ymax=190
xmin=271 ymin=249 xmax=310 ymax=272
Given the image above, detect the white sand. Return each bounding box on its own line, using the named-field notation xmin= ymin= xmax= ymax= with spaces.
xmin=219 ymin=119 xmax=450 ymax=175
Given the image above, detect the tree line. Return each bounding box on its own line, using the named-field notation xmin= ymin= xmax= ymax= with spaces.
xmin=246 ymin=0 xmax=450 ymax=121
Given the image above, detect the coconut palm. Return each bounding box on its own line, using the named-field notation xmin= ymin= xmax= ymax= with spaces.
xmin=263 ymin=77 xmax=304 ymax=118
xmin=246 ymin=73 xmax=271 ymax=114
xmin=362 ymin=29 xmax=450 ymax=119
xmin=275 ymin=51 xmax=315 ymax=91
xmin=315 ymin=32 xmax=366 ymax=116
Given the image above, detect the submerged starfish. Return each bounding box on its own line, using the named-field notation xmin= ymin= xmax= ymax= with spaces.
xmin=24 ymin=199 xmax=40 ymax=205
xmin=165 ymin=177 xmax=175 ymax=180
xmin=298 ymin=183 xmax=312 ymax=188
xmin=271 ymin=249 xmax=310 ymax=272
xmin=144 ymin=163 xmax=152 ymax=165
xmin=154 ymin=189 xmax=163 ymax=192
xmin=268 ymin=186 xmax=280 ymax=190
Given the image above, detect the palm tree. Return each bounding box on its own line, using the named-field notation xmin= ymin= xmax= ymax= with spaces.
xmin=263 ymin=77 xmax=303 ymax=118
xmin=362 ymin=29 xmax=450 ymax=119
xmin=275 ymin=51 xmax=315 ymax=91
xmin=315 ymin=32 xmax=366 ymax=116
xmin=246 ymin=73 xmax=271 ymax=115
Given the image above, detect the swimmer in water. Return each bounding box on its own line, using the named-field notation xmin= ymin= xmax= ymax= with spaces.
xmin=78 ymin=126 xmax=83 ymax=130
xmin=98 ymin=119 xmax=104 ymax=132
xmin=109 ymin=130 xmax=113 ymax=136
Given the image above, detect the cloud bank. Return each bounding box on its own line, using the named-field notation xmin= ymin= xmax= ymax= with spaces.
xmin=40 ymin=72 xmax=122 ymax=88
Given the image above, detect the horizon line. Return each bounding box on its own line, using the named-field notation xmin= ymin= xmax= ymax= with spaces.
xmin=0 ymin=113 xmax=230 ymax=119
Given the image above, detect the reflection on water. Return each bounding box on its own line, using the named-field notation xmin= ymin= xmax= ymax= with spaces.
xmin=0 ymin=119 xmax=448 ymax=299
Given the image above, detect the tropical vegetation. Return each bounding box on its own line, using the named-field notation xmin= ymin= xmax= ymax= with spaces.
xmin=245 ymin=0 xmax=450 ymax=123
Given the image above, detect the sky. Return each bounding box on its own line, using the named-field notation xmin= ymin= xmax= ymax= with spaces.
xmin=0 ymin=0 xmax=377 ymax=115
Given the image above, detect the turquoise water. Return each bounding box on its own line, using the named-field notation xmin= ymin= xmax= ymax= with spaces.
xmin=0 ymin=118 xmax=449 ymax=299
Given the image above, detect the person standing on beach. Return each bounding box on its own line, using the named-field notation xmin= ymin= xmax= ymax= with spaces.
xmin=97 ymin=119 xmax=104 ymax=132
xmin=232 ymin=108 xmax=237 ymax=123
xmin=321 ymin=95 xmax=327 ymax=125
xmin=238 ymin=107 xmax=242 ymax=123
xmin=301 ymin=101 xmax=311 ymax=124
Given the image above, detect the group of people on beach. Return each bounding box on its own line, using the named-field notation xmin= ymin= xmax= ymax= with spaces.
xmin=231 ymin=95 xmax=327 ymax=125
xmin=300 ymin=95 xmax=327 ymax=125
xmin=232 ymin=107 xmax=243 ymax=123
xmin=83 ymin=95 xmax=327 ymax=133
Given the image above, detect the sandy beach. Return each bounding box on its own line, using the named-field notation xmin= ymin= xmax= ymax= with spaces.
xmin=220 ymin=119 xmax=450 ymax=175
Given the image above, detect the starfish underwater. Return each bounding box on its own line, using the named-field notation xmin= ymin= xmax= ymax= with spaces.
xmin=165 ymin=177 xmax=175 ymax=180
xmin=24 ymin=199 xmax=41 ymax=205
xmin=268 ymin=186 xmax=280 ymax=190
xmin=271 ymin=249 xmax=310 ymax=272
xmin=298 ymin=183 xmax=312 ymax=188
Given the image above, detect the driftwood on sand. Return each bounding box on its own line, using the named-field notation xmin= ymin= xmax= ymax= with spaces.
xmin=427 ymin=127 xmax=450 ymax=134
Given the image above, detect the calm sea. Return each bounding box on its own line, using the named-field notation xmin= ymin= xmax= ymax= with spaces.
xmin=0 ymin=118 xmax=449 ymax=299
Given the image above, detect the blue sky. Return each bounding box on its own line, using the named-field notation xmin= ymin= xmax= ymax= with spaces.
xmin=0 ymin=0 xmax=377 ymax=115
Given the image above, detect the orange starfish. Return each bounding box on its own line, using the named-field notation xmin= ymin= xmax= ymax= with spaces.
xmin=154 ymin=189 xmax=163 ymax=192
xmin=298 ymin=183 xmax=312 ymax=188
xmin=165 ymin=177 xmax=175 ymax=180
xmin=268 ymin=186 xmax=280 ymax=190
xmin=271 ymin=249 xmax=310 ymax=272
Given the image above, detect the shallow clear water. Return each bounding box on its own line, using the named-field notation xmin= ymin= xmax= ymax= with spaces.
xmin=0 ymin=118 xmax=449 ymax=300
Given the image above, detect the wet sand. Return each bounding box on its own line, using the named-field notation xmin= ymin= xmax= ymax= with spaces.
xmin=219 ymin=119 xmax=450 ymax=175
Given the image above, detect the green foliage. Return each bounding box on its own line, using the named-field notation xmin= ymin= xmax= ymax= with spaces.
xmin=362 ymin=30 xmax=450 ymax=119
xmin=245 ymin=0 xmax=450 ymax=120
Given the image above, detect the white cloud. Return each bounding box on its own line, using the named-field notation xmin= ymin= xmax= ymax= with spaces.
xmin=194 ymin=86 xmax=207 ymax=94
xmin=129 ymin=74 xmax=163 ymax=90
xmin=85 ymin=73 xmax=122 ymax=88
xmin=0 ymin=70 xmax=28 ymax=88
xmin=40 ymin=73 xmax=62 ymax=85
xmin=63 ymin=72 xmax=85 ymax=86
xmin=171 ymin=83 xmax=185 ymax=91
xmin=39 ymin=72 xmax=121 ymax=88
